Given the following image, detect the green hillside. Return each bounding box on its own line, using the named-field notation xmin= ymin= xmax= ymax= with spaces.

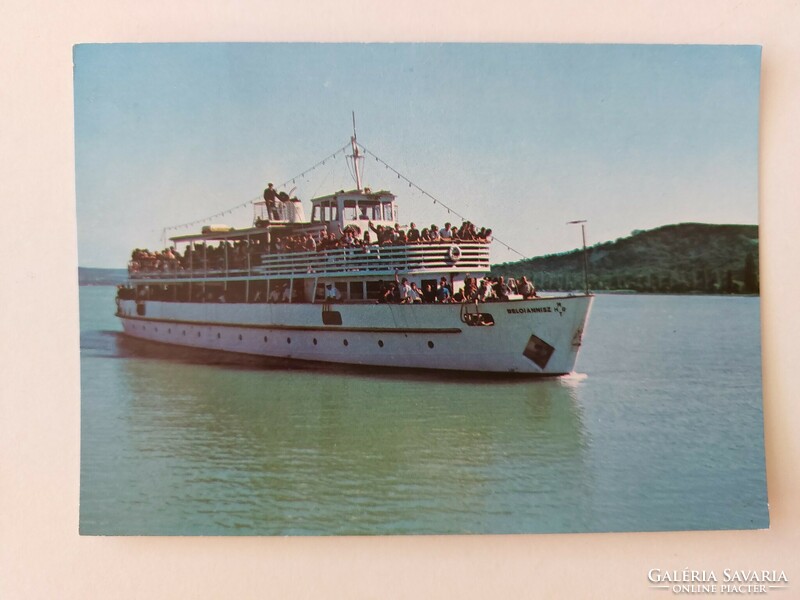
xmin=78 ymin=267 xmax=129 ymax=286
xmin=491 ymin=223 xmax=759 ymax=294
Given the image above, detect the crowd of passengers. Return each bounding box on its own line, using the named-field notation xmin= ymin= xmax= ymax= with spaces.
xmin=367 ymin=273 xmax=538 ymax=304
xmin=121 ymin=273 xmax=537 ymax=305
xmin=129 ymin=219 xmax=493 ymax=273
xmin=272 ymin=220 xmax=492 ymax=254
xmin=129 ymin=239 xmax=264 ymax=273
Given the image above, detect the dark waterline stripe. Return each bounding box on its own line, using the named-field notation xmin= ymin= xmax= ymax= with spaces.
xmin=117 ymin=312 xmax=462 ymax=335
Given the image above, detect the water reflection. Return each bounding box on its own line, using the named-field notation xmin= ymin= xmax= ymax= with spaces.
xmin=103 ymin=338 xmax=590 ymax=534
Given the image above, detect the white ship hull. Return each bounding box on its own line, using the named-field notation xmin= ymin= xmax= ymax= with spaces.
xmin=117 ymin=295 xmax=593 ymax=375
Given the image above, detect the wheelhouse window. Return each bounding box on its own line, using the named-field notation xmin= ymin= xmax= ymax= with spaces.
xmin=344 ymin=200 xmax=381 ymax=221
xmin=343 ymin=200 xmax=358 ymax=221
xmin=312 ymin=201 xmax=339 ymax=222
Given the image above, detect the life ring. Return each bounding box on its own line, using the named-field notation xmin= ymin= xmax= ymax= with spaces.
xmin=446 ymin=245 xmax=462 ymax=263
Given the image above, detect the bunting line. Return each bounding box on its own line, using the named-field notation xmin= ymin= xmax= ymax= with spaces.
xmin=160 ymin=141 xmax=528 ymax=261
xmin=357 ymin=143 xmax=528 ymax=260
xmin=162 ymin=144 xmax=351 ymax=235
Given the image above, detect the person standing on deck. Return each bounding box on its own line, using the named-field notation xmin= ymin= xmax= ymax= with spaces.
xmin=263 ymin=183 xmax=280 ymax=220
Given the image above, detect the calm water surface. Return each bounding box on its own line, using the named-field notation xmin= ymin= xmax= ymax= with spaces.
xmin=79 ymin=287 xmax=767 ymax=535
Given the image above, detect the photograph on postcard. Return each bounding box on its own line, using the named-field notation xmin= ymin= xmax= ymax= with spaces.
xmin=74 ymin=43 xmax=766 ymax=535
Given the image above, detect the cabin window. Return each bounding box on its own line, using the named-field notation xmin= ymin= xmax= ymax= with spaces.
xmin=312 ymin=205 xmax=321 ymax=222
xmin=349 ymin=281 xmax=365 ymax=300
xmin=365 ymin=281 xmax=383 ymax=301
xmin=382 ymin=203 xmax=394 ymax=221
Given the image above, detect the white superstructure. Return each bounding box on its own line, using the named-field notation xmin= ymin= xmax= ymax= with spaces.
xmin=117 ymin=139 xmax=593 ymax=375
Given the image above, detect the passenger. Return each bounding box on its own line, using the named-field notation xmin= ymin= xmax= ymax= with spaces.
xmin=436 ymin=278 xmax=451 ymax=303
xmin=420 ymin=228 xmax=431 ymax=242
xmin=378 ymin=281 xmax=394 ymax=303
xmin=282 ymin=283 xmax=293 ymax=303
xmin=268 ymin=286 xmax=281 ymax=303
xmin=518 ymin=275 xmax=537 ymax=298
xmin=407 ymin=222 xmax=420 ymax=242
xmin=324 ymin=283 xmax=341 ymax=302
xmin=263 ymin=183 xmax=280 ymax=220
xmin=429 ymin=224 xmax=440 ymax=242
xmin=460 ymin=222 xmax=476 ymax=241
xmin=395 ymin=272 xmax=413 ymax=303
xmin=421 ymin=283 xmax=436 ymax=303
xmin=483 ymin=277 xmax=497 ymax=302
xmin=341 ymin=230 xmax=356 ymax=247
xmin=368 ymin=221 xmax=393 ymax=245
xmin=494 ymin=276 xmax=511 ymax=301
xmin=439 ymin=222 xmax=452 ymax=240
xmin=477 ymin=279 xmax=490 ymax=302
xmin=407 ymin=282 xmax=423 ymax=303
xmin=463 ymin=277 xmax=479 ymax=302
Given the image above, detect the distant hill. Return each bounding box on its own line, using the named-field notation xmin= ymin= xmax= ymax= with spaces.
xmin=491 ymin=223 xmax=759 ymax=294
xmin=78 ymin=267 xmax=128 ymax=286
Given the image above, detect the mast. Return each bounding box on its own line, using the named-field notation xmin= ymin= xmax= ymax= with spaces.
xmin=567 ymin=220 xmax=590 ymax=295
xmin=350 ymin=111 xmax=363 ymax=191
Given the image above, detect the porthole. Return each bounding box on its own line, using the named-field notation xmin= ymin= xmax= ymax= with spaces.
xmin=238 ymin=334 xmax=242 ymax=341
xmin=427 ymin=341 xmax=434 ymax=349
xmin=217 ymin=333 xmax=221 ymax=339
xmin=313 ymin=338 xmax=318 ymax=345
xmin=378 ymin=340 xmax=384 ymax=348
xmin=197 ymin=331 xmax=201 ymax=337
xmin=287 ymin=337 xmax=291 ymax=344
xmin=154 ymin=327 xmax=158 ymax=332
xmin=264 ymin=335 xmax=268 ymax=342
xmin=343 ymin=339 xmax=349 ymax=347
xmin=168 ymin=328 xmax=171 ymax=334
xmin=182 ymin=330 xmax=186 ymax=336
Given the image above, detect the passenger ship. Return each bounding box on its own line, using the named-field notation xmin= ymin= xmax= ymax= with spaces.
xmin=116 ymin=135 xmax=593 ymax=375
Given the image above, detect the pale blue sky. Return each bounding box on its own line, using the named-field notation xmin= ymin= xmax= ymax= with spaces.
xmin=74 ymin=43 xmax=760 ymax=267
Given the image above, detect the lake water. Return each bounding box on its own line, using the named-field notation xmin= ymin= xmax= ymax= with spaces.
xmin=79 ymin=286 xmax=768 ymax=535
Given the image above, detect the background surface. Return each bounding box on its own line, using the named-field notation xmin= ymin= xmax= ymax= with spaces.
xmin=2 ymin=0 xmax=799 ymax=598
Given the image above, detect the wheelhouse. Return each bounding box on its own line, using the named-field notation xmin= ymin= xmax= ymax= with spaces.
xmin=310 ymin=189 xmax=397 ymax=234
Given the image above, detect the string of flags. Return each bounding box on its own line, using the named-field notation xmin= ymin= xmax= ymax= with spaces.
xmin=160 ymin=141 xmax=527 ymax=260
xmin=357 ymin=143 xmax=528 ymax=259
xmin=277 ymin=143 xmax=351 ymax=189
xmin=162 ymin=143 xmax=351 ymax=236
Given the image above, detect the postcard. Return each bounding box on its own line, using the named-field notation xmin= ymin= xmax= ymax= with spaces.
xmin=74 ymin=43 xmax=766 ymax=536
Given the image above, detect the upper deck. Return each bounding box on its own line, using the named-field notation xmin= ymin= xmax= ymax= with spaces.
xmin=130 ymin=181 xmax=495 ymax=283
xmin=129 ymin=239 xmax=490 ymax=282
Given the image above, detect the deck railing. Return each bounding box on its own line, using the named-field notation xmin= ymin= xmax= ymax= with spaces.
xmin=128 ymin=242 xmax=491 ymax=281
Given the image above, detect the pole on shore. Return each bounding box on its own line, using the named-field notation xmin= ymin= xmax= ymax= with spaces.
xmin=567 ymin=220 xmax=589 ymax=295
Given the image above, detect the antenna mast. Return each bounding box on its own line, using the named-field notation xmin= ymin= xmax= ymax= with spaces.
xmin=567 ymin=220 xmax=590 ymax=296
xmin=350 ymin=111 xmax=363 ymax=191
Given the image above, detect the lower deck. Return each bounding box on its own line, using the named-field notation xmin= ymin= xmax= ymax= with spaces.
xmin=117 ymin=295 xmax=593 ymax=375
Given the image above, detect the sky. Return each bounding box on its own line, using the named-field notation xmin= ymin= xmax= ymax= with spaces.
xmin=74 ymin=43 xmax=761 ymax=267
